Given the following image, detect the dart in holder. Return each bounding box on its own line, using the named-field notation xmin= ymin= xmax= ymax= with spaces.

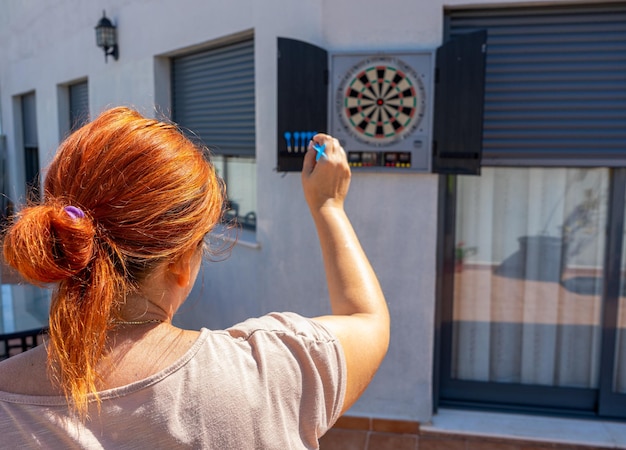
xmin=283 ymin=131 xmax=318 ymax=154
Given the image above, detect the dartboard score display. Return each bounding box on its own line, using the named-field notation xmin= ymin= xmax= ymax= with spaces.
xmin=331 ymin=52 xmax=434 ymax=172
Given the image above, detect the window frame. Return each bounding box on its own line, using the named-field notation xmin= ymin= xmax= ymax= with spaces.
xmin=20 ymin=92 xmax=39 ymax=200
xmin=68 ymin=80 xmax=89 ymax=132
xmin=435 ymin=3 xmax=626 ymax=420
xmin=171 ymin=37 xmax=257 ymax=232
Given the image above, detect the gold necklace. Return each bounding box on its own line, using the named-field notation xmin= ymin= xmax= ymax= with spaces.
xmin=112 ymin=319 xmax=164 ymax=326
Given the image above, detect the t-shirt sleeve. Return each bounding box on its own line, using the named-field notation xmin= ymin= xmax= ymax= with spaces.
xmin=226 ymin=312 xmax=347 ymax=443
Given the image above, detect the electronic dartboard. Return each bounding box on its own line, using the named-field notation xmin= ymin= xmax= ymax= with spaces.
xmin=330 ymin=52 xmax=434 ymax=172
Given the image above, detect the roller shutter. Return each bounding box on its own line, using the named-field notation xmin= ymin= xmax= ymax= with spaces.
xmin=69 ymin=81 xmax=89 ymax=131
xmin=172 ymin=39 xmax=255 ymax=157
xmin=448 ymin=4 xmax=626 ymax=166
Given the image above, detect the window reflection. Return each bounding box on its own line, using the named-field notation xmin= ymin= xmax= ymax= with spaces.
xmin=452 ymin=168 xmax=608 ymax=389
xmin=212 ymin=155 xmax=257 ymax=230
xmin=614 ymin=205 xmax=626 ymax=393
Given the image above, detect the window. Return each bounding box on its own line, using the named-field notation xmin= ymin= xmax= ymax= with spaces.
xmin=0 ymin=135 xmax=11 ymax=222
xmin=4 ymin=93 xmax=50 ymax=336
xmin=436 ymin=4 xmax=626 ymax=419
xmin=171 ymin=38 xmax=256 ymax=231
xmin=69 ymin=81 xmax=89 ymax=131
xmin=21 ymin=92 xmax=39 ymax=200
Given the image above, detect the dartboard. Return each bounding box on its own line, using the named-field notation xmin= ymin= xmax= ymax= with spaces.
xmin=337 ymin=56 xmax=425 ymax=146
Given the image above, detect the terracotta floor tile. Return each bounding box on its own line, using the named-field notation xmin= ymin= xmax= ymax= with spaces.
xmin=519 ymin=446 xmax=560 ymax=450
xmin=418 ymin=436 xmax=466 ymax=450
xmin=520 ymin=446 xmax=608 ymax=450
xmin=466 ymin=441 xmax=519 ymax=450
xmin=367 ymin=432 xmax=418 ymax=450
xmin=319 ymin=429 xmax=367 ymax=450
xmin=335 ymin=416 xmax=372 ymax=431
xmin=372 ymin=418 xmax=420 ymax=434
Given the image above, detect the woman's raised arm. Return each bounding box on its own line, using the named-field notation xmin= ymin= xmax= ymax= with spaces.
xmin=303 ymin=134 xmax=390 ymax=414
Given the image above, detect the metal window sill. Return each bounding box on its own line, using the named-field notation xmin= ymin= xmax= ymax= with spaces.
xmin=424 ymin=408 xmax=626 ymax=448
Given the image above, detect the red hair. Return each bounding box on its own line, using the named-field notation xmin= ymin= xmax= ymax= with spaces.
xmin=3 ymin=107 xmax=225 ymax=417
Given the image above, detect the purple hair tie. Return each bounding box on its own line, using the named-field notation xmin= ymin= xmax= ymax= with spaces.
xmin=64 ymin=206 xmax=85 ymax=220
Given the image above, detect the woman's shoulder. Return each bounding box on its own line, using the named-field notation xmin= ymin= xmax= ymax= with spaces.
xmin=225 ymin=312 xmax=338 ymax=342
xmin=0 ymin=345 xmax=58 ymax=395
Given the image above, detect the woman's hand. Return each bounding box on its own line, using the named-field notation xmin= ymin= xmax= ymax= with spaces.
xmin=301 ymin=134 xmax=351 ymax=212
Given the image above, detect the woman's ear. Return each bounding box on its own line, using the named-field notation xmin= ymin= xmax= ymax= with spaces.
xmin=167 ymin=246 xmax=197 ymax=288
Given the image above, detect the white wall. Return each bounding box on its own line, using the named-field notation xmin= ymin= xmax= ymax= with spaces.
xmin=0 ymin=0 xmax=593 ymax=423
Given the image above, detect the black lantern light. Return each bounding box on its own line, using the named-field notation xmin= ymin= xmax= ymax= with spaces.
xmin=95 ymin=10 xmax=118 ymax=63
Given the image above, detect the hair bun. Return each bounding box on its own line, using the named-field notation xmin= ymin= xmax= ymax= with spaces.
xmin=3 ymin=204 xmax=96 ymax=283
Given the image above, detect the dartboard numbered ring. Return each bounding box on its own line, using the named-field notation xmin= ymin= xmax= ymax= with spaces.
xmin=336 ymin=56 xmax=426 ymax=147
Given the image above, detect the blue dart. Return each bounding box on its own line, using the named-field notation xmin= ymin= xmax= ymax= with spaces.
xmin=312 ymin=142 xmax=327 ymax=161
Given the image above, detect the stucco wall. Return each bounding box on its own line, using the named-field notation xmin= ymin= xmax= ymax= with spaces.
xmin=0 ymin=0 xmax=595 ymax=423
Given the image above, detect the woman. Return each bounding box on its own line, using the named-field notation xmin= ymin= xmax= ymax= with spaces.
xmin=0 ymin=107 xmax=389 ymax=448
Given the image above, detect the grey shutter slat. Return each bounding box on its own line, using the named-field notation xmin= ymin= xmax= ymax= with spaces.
xmin=69 ymin=81 xmax=89 ymax=131
xmin=21 ymin=93 xmax=37 ymax=148
xmin=172 ymin=39 xmax=255 ymax=157
xmin=449 ymin=4 xmax=626 ymax=164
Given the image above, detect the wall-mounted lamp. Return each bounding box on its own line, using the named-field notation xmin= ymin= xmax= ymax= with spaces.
xmin=95 ymin=10 xmax=118 ymax=63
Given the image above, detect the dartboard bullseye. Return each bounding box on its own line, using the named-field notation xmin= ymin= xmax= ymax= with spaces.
xmin=337 ymin=56 xmax=426 ymax=146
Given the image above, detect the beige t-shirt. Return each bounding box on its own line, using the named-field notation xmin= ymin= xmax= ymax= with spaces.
xmin=0 ymin=312 xmax=346 ymax=449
